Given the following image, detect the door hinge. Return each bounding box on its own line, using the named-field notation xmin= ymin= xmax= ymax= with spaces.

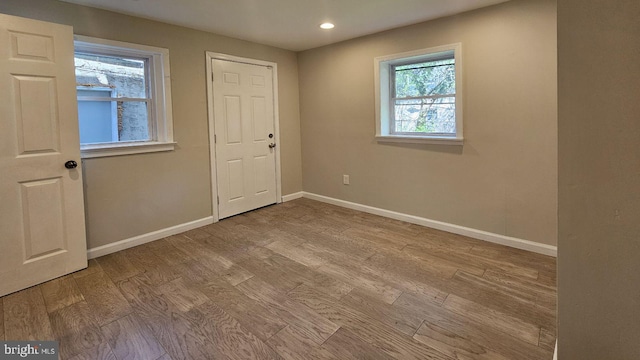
xmin=217 ymin=196 xmax=219 ymax=205
xmin=214 ymin=134 xmax=217 ymax=143
xmin=211 ymin=72 xmax=214 ymax=82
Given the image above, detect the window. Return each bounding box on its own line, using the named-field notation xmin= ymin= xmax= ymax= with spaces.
xmin=375 ymin=43 xmax=463 ymax=145
xmin=74 ymin=36 xmax=174 ymax=158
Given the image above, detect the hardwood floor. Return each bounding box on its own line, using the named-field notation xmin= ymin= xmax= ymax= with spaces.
xmin=0 ymin=198 xmax=556 ymax=359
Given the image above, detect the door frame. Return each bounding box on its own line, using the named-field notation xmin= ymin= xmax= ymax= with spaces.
xmin=205 ymin=52 xmax=282 ymax=222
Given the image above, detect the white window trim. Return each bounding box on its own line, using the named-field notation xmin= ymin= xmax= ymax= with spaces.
xmin=74 ymin=35 xmax=175 ymax=158
xmin=374 ymin=43 xmax=463 ymax=145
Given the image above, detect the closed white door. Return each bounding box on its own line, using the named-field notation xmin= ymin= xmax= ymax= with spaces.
xmin=0 ymin=14 xmax=87 ymax=297
xmin=212 ymin=59 xmax=277 ymax=219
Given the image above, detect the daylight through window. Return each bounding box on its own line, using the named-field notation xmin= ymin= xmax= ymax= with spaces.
xmin=74 ymin=36 xmax=174 ymax=158
xmin=393 ymin=57 xmax=455 ymax=134
xmin=75 ymin=53 xmax=150 ymax=144
xmin=375 ymin=43 xmax=463 ymax=145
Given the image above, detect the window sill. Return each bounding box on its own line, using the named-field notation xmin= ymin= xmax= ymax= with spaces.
xmin=375 ymin=135 xmax=463 ymax=146
xmin=81 ymin=141 xmax=177 ymax=158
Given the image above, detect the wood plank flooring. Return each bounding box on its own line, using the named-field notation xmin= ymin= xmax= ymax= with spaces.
xmin=0 ymin=198 xmax=556 ymax=359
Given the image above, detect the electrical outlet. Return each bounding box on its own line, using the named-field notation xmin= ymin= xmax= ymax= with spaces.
xmin=343 ymin=175 xmax=350 ymax=185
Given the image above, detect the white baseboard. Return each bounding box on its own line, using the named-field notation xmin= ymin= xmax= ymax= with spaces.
xmin=553 ymin=340 xmax=557 ymax=360
xmin=302 ymin=192 xmax=557 ymax=257
xmin=282 ymin=191 xmax=304 ymax=202
xmin=87 ymin=216 xmax=214 ymax=259
xmin=88 ymin=193 xmax=556 ymax=259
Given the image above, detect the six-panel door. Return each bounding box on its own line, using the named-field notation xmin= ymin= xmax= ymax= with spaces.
xmin=0 ymin=14 xmax=88 ymax=297
xmin=212 ymin=59 xmax=277 ymax=219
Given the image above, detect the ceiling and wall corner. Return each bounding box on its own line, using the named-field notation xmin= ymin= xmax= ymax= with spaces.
xmin=298 ymin=0 xmax=558 ymax=247
xmin=56 ymin=0 xmax=511 ymax=51
xmin=0 ymin=0 xmax=537 ymax=253
xmin=0 ymin=0 xmax=303 ymax=250
xmin=7 ymin=0 xmax=640 ymax=357
xmin=0 ymin=0 xmax=565 ymax=353
xmin=0 ymin=0 xmax=559 ymax=252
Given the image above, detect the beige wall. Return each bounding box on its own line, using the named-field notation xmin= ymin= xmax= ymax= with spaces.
xmin=0 ymin=0 xmax=302 ymax=249
xmin=298 ymin=0 xmax=557 ymax=246
xmin=558 ymin=0 xmax=640 ymax=357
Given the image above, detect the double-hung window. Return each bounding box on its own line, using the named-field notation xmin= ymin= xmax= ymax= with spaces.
xmin=375 ymin=43 xmax=463 ymax=145
xmin=74 ymin=36 xmax=174 ymax=158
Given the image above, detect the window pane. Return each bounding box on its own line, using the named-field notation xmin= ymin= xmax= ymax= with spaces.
xmin=78 ymin=100 xmax=116 ymax=144
xmin=77 ymin=89 xmax=112 ymax=98
xmin=78 ymin=100 xmax=149 ymax=144
xmin=75 ymin=53 xmax=147 ymax=98
xmin=394 ymin=97 xmax=456 ymax=134
xmin=119 ymin=101 xmax=150 ymax=142
xmin=395 ymin=58 xmax=455 ymax=98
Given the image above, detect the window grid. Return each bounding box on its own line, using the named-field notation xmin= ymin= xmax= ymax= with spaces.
xmin=390 ymin=57 xmax=456 ymax=136
xmin=73 ymin=35 xmax=174 ymax=157
xmin=375 ymin=43 xmax=462 ymax=145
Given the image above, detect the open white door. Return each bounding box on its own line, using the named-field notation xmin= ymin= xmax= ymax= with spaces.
xmin=0 ymin=14 xmax=87 ymax=297
xmin=212 ymin=58 xmax=278 ymax=219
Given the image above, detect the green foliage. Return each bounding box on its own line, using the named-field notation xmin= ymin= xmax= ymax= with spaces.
xmin=394 ymin=58 xmax=456 ymax=133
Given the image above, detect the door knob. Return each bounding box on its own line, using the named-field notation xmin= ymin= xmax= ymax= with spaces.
xmin=268 ymin=143 xmax=276 ymax=149
xmin=64 ymin=160 xmax=78 ymax=169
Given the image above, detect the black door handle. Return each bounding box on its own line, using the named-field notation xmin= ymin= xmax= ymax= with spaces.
xmin=65 ymin=160 xmax=78 ymax=169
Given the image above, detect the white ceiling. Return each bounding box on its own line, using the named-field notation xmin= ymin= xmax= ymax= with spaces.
xmin=59 ymin=0 xmax=510 ymax=51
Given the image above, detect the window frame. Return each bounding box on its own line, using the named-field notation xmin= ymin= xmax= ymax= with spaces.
xmin=74 ymin=35 xmax=175 ymax=158
xmin=374 ymin=43 xmax=463 ymax=145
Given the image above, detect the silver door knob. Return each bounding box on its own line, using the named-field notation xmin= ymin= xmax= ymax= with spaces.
xmin=268 ymin=143 xmax=276 ymax=148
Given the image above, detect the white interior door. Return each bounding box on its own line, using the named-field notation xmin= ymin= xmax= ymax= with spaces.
xmin=0 ymin=14 xmax=87 ymax=297
xmin=212 ymin=59 xmax=277 ymax=219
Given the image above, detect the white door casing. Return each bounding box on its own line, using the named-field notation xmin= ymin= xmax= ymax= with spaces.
xmin=209 ymin=56 xmax=280 ymax=219
xmin=0 ymin=14 xmax=87 ymax=297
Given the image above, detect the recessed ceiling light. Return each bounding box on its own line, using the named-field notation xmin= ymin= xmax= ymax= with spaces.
xmin=320 ymin=23 xmax=335 ymax=30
